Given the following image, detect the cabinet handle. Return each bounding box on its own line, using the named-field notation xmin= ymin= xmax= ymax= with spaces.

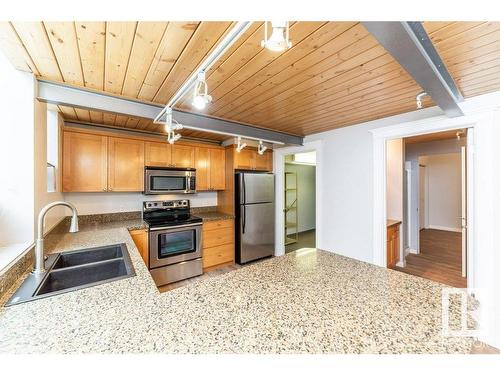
xmin=103 ymin=188 xmax=107 ymax=192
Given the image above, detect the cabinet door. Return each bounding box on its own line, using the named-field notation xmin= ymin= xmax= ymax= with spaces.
xmin=195 ymin=147 xmax=210 ymax=191
xmin=171 ymin=144 xmax=195 ymax=168
xmin=393 ymin=228 xmax=400 ymax=265
xmin=129 ymin=229 xmax=149 ymax=266
xmin=209 ymin=148 xmax=226 ymax=190
xmin=108 ymin=137 xmax=145 ymax=191
xmin=234 ymin=148 xmax=255 ymax=170
xmin=255 ymin=150 xmax=273 ymax=171
xmin=62 ymin=131 xmax=108 ymax=192
xmin=145 ymin=141 xmax=171 ymax=167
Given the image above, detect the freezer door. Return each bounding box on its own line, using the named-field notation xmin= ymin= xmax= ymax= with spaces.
xmin=239 ymin=173 xmax=274 ymax=204
xmin=239 ymin=202 xmax=275 ymax=263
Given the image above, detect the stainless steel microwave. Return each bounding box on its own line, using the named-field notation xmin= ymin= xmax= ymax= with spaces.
xmin=144 ymin=167 xmax=196 ymax=195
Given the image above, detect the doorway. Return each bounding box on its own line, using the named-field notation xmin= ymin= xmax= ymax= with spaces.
xmin=284 ymin=151 xmax=317 ymax=253
xmin=386 ymin=129 xmax=468 ymax=288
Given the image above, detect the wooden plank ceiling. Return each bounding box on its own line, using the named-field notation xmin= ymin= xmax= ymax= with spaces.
xmin=0 ymin=21 xmax=499 ymax=138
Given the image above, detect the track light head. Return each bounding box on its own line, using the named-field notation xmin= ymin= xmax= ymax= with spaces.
xmin=257 ymin=140 xmax=267 ymax=155
xmin=236 ymin=136 xmax=247 ymax=153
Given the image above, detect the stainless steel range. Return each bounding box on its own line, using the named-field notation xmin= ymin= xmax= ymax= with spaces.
xmin=143 ymin=199 xmax=203 ymax=286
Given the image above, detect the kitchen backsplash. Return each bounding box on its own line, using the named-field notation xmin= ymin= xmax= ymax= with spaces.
xmin=64 ymin=192 xmax=218 ymax=215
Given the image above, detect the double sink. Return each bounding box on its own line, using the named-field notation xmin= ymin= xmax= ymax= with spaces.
xmin=6 ymin=244 xmax=135 ymax=306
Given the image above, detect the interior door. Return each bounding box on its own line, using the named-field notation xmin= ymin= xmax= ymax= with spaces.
xmin=461 ymin=145 xmax=467 ymax=278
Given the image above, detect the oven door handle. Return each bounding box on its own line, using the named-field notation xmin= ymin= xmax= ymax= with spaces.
xmin=149 ymin=222 xmax=202 ymax=231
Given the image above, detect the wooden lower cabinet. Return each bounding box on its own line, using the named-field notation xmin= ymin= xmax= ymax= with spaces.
xmin=387 ymin=224 xmax=400 ymax=269
xmin=129 ymin=229 xmax=149 ymax=267
xmin=202 ymin=219 xmax=234 ymax=269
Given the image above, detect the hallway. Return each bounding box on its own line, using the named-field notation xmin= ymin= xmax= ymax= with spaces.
xmin=285 ymin=229 xmax=316 ymax=253
xmin=395 ymin=229 xmax=466 ymax=288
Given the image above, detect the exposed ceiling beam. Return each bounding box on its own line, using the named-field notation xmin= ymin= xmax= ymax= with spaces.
xmin=36 ymin=79 xmax=303 ymax=145
xmin=362 ymin=21 xmax=464 ymax=117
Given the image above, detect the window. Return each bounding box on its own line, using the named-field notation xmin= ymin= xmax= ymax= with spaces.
xmin=46 ymin=110 xmax=59 ymax=192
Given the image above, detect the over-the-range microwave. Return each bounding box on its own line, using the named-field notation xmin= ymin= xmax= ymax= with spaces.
xmin=144 ymin=167 xmax=196 ymax=195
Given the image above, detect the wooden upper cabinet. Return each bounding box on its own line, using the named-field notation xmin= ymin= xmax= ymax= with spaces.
xmin=209 ymin=148 xmax=226 ymax=190
xmin=63 ymin=131 xmax=108 ymax=192
xmin=195 ymin=147 xmax=210 ymax=191
xmin=194 ymin=147 xmax=226 ymax=191
xmin=108 ymin=137 xmax=145 ymax=192
xmin=171 ymin=144 xmax=195 ymax=168
xmin=233 ymin=147 xmax=273 ymax=171
xmin=234 ymin=148 xmax=255 ymax=170
xmin=255 ymin=150 xmax=273 ymax=171
xmin=145 ymin=141 xmax=171 ymax=167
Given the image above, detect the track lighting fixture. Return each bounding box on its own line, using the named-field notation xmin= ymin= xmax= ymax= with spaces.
xmin=416 ymin=91 xmax=428 ymax=109
xmin=257 ymin=140 xmax=267 ymax=155
xmin=192 ymin=71 xmax=212 ymax=110
xmin=236 ymin=136 xmax=247 ymax=153
xmin=164 ymin=107 xmax=183 ymax=144
xmin=261 ymin=21 xmax=292 ymax=52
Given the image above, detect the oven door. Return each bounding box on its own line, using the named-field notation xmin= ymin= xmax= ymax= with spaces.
xmin=149 ymin=223 xmax=202 ymax=268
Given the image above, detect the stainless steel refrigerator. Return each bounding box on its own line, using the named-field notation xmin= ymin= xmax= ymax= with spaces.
xmin=235 ymin=172 xmax=275 ymax=264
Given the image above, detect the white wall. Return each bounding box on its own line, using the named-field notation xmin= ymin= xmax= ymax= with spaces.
xmin=386 ymin=139 xmax=403 ymax=221
xmin=0 ymin=54 xmax=35 ymax=247
xmin=419 ymin=153 xmax=461 ymax=232
xmin=284 ymin=163 xmax=316 ymax=233
xmin=34 ymin=105 xmax=66 ymax=236
xmin=65 ymin=192 xmax=217 ymax=215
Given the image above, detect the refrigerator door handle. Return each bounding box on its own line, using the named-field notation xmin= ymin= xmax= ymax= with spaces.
xmin=242 ymin=205 xmax=246 ymax=234
xmin=242 ymin=173 xmax=246 ymax=205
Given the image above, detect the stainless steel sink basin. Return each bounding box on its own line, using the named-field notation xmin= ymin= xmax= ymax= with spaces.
xmin=52 ymin=245 xmax=124 ymax=269
xmin=5 ymin=244 xmax=135 ymax=306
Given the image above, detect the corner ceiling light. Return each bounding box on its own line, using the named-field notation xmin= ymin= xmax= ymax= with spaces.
xmin=236 ymin=136 xmax=247 ymax=153
xmin=261 ymin=21 xmax=292 ymax=52
xmin=257 ymin=140 xmax=267 ymax=155
xmin=192 ymin=71 xmax=212 ymax=110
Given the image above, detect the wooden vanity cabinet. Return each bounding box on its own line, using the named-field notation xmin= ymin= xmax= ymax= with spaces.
xmin=387 ymin=224 xmax=400 ymax=269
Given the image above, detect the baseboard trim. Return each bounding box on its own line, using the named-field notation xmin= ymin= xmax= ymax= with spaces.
xmin=427 ymin=225 xmax=461 ymax=233
xmin=408 ymin=248 xmax=419 ymax=254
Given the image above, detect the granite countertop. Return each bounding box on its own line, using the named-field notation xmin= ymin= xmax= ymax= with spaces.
xmin=0 ymin=219 xmax=472 ymax=354
xmin=195 ymin=211 xmax=235 ymax=222
xmin=387 ymin=219 xmax=402 ymax=227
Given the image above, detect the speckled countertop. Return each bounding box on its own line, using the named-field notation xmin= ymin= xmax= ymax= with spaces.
xmin=0 ymin=219 xmax=472 ymax=353
xmin=195 ymin=211 xmax=234 ymax=221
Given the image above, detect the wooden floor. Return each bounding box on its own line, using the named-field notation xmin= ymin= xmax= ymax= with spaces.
xmin=285 ymin=229 xmax=316 ymax=253
xmin=395 ymin=229 xmax=467 ymax=288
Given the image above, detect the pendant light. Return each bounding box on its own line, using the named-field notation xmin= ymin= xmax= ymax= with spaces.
xmin=261 ymin=21 xmax=292 ymax=52
xmin=192 ymin=71 xmax=212 ymax=110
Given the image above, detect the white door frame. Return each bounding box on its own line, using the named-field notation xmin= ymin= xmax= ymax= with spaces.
xmin=273 ymin=140 xmax=323 ymax=256
xmin=371 ymin=114 xmax=478 ymax=289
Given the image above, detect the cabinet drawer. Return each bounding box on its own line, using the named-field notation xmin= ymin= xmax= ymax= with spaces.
xmin=203 ymin=243 xmax=234 ymax=268
xmin=203 ymin=227 xmax=233 ymax=248
xmin=203 ymin=219 xmax=233 ymax=232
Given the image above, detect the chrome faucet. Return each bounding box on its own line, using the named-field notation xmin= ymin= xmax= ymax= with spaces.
xmin=34 ymin=201 xmax=79 ymax=274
